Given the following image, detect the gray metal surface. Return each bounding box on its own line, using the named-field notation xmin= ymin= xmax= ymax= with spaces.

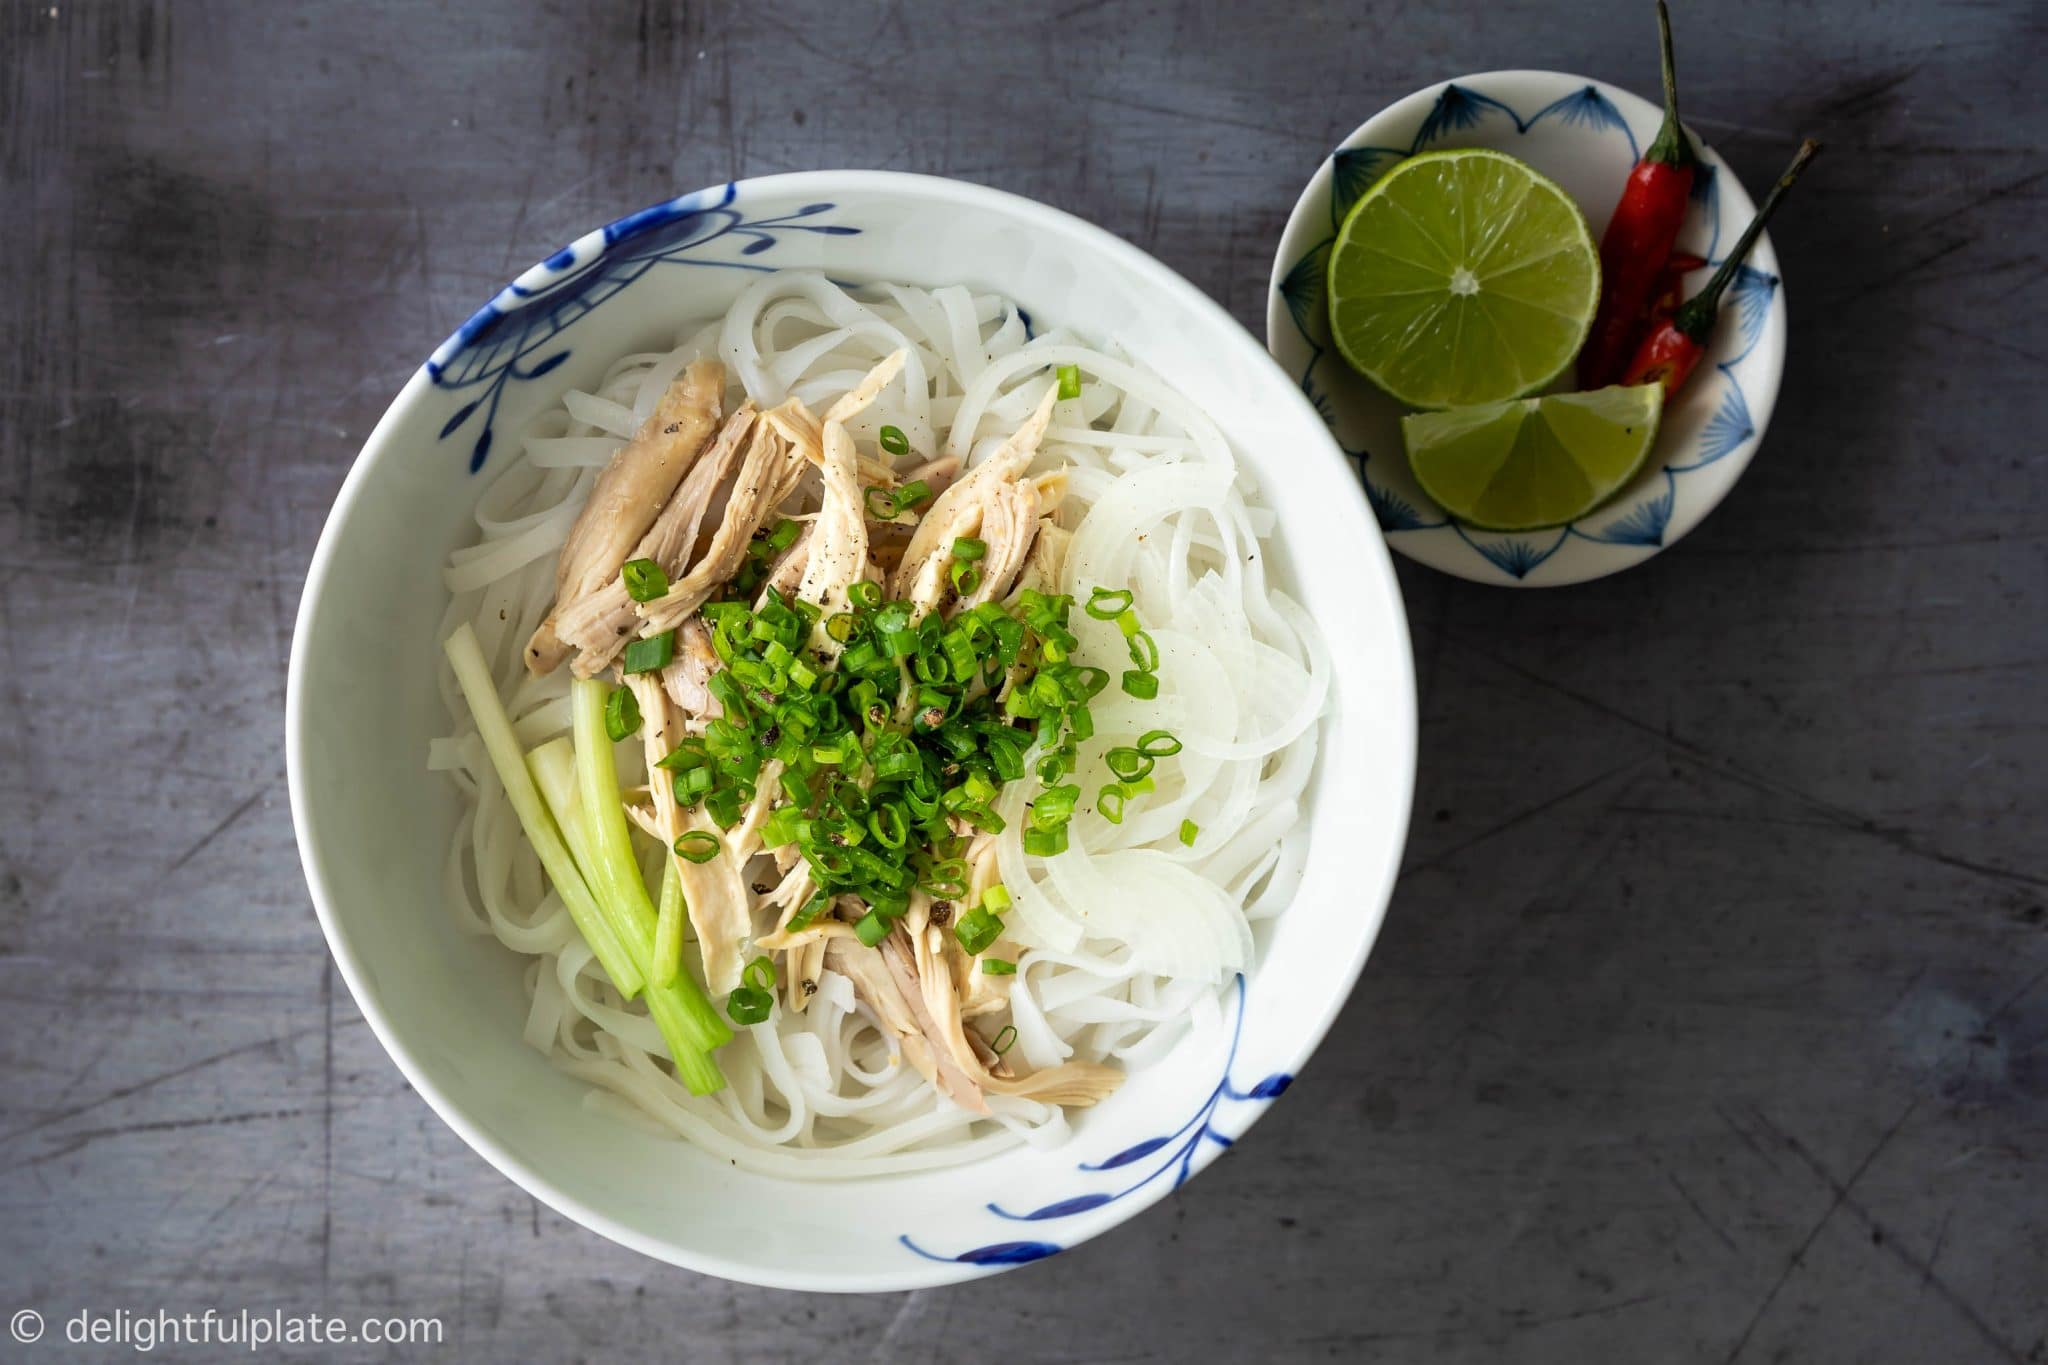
xmin=3 ymin=1 xmax=2044 ymax=1360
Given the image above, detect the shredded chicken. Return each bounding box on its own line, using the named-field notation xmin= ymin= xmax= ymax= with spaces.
xmin=786 ymin=936 xmax=827 ymax=1012
xmin=891 ymin=386 xmax=1058 ymax=615
xmin=958 ymin=478 xmax=1041 ymax=610
xmin=888 ymin=912 xmax=1120 ymax=1108
xmin=956 ymin=834 xmax=1011 ymax=1020
xmin=900 ymin=453 xmax=962 ymax=499
xmin=552 ymin=402 xmax=758 ymax=676
xmin=627 ymin=673 xmax=753 ymax=996
xmin=1016 ymin=517 xmax=1071 ymax=596
xmin=633 ymin=417 xmax=811 ymax=637
xmin=797 ymin=351 xmax=904 ymax=642
xmin=526 ymin=360 xmax=724 ymax=673
xmin=823 ymin=934 xmax=987 ymax=1113
xmin=662 ymin=616 xmax=722 ymax=720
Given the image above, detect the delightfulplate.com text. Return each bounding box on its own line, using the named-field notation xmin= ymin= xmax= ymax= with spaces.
xmin=9 ymin=1306 xmax=444 ymax=1352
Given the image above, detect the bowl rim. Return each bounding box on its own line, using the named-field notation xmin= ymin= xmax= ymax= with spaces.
xmin=287 ymin=168 xmax=1418 ymax=1291
xmin=1263 ymin=67 xmax=1789 ymax=587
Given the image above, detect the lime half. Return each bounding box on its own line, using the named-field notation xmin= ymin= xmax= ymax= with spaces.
xmin=1402 ymin=384 xmax=1664 ymax=530
xmin=1327 ymin=148 xmax=1600 ymax=409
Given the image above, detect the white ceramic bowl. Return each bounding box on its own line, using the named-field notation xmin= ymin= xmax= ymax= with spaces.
xmin=1267 ymin=70 xmax=1790 ymax=586
xmin=289 ymin=172 xmax=1416 ymax=1291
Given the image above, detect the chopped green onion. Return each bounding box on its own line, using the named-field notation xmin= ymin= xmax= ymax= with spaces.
xmin=787 ymin=889 xmax=831 ymax=932
xmin=1030 ymin=784 xmax=1080 ymax=828
xmin=878 ymin=424 xmax=910 ymax=456
xmin=603 ymin=685 xmax=641 ymax=742
xmin=1085 ymin=587 xmax=1133 ymax=619
xmin=1180 ymin=818 xmax=1199 ymax=847
xmin=726 ymin=986 xmax=772 ymax=1025
xmin=1022 ymin=825 xmax=1068 ymax=857
xmin=1136 ymin=729 xmax=1182 ymax=758
xmin=892 ymin=479 xmax=932 ymax=512
xmin=656 ymin=739 xmax=708 ymax=772
xmin=673 ymin=830 xmax=720 ymax=864
xmin=742 ymin=955 xmax=777 ymax=993
xmin=622 ymin=629 xmax=676 ymax=675
xmin=952 ymin=536 xmax=987 ymax=562
xmin=1104 ymin=747 xmax=1155 ymax=782
xmin=704 ymin=786 xmax=743 ymax=828
xmin=1121 ymin=670 xmax=1159 ymax=700
xmin=864 ymin=486 xmax=896 ymax=520
xmin=1099 ymin=784 xmax=1128 ymax=824
xmin=1127 ymin=630 xmax=1160 ymax=672
xmin=981 ymin=958 xmax=1017 ymax=976
xmin=1055 ymin=364 xmax=1082 ymax=400
xmin=869 ymin=804 xmax=909 ymax=850
xmin=764 ymin=518 xmax=801 ymax=553
xmin=594 ymin=571 xmax=1178 ymax=963
xmin=954 ymin=904 xmax=1004 ymax=954
xmin=621 ymin=557 xmax=669 ymax=602
xmin=991 ymin=1024 xmax=1018 ymax=1055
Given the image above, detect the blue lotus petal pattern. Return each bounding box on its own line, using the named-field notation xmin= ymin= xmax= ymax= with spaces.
xmin=896 ymin=974 xmax=1292 ymax=1268
xmin=426 ymin=183 xmax=859 ymax=472
xmin=1582 ymin=473 xmax=1676 ymax=546
xmin=1330 ymin=146 xmax=1408 ymax=225
xmin=1366 ymin=479 xmax=1439 ymax=534
xmin=1681 ymin=380 xmax=1756 ymax=472
xmin=1531 ymin=85 xmax=1640 ymax=158
xmin=1466 ymin=530 xmax=1566 ymax=580
xmin=1727 ymin=264 xmax=1779 ymax=361
xmin=1276 ymin=80 xmax=1778 ymax=582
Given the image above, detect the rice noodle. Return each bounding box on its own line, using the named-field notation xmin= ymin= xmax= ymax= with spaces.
xmin=431 ymin=272 xmax=1329 ymax=1177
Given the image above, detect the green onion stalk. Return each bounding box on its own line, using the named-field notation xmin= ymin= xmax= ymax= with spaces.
xmin=443 ymin=625 xmax=644 ymax=997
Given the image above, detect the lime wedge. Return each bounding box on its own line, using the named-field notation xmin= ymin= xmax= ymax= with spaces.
xmin=1402 ymin=384 xmax=1664 ymax=530
xmin=1327 ymin=148 xmax=1600 ymax=409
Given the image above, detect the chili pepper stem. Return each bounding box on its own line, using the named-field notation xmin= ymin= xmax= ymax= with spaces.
xmin=1670 ymin=139 xmax=1822 ymax=341
xmin=1644 ymin=2 xmax=1698 ymax=168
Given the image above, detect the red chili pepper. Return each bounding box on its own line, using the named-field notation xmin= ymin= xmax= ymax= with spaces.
xmin=1646 ymin=252 xmax=1708 ymax=325
xmin=1578 ymin=2 xmax=1699 ymax=389
xmin=1623 ymin=140 xmax=1821 ymax=396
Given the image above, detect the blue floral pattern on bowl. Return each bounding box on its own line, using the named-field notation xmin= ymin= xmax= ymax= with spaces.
xmin=1267 ymin=72 xmax=1789 ymax=587
xmin=426 ymin=183 xmax=859 ymax=472
xmin=899 ymin=974 xmax=1292 ymax=1267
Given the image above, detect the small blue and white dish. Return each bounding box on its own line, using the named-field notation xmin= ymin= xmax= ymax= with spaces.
xmin=1267 ymin=69 xmax=1790 ymax=587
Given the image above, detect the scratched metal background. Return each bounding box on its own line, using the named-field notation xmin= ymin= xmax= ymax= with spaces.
xmin=3 ymin=1 xmax=2045 ymax=1361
